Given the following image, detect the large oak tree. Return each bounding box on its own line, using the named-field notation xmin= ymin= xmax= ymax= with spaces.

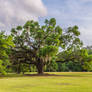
xmin=10 ymin=18 xmax=82 ymax=74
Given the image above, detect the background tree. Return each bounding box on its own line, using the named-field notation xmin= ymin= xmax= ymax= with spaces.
xmin=0 ymin=31 xmax=14 ymax=75
xmin=56 ymin=26 xmax=84 ymax=71
xmin=82 ymin=54 xmax=92 ymax=71
xmin=57 ymin=26 xmax=83 ymax=62
xmin=60 ymin=26 xmax=83 ymax=50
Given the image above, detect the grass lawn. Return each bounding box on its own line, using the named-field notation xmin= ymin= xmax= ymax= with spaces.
xmin=0 ymin=72 xmax=92 ymax=92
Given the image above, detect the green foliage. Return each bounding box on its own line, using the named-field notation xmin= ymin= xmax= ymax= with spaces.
xmin=20 ymin=64 xmax=30 ymax=74
xmin=83 ymin=55 xmax=92 ymax=71
xmin=57 ymin=61 xmax=82 ymax=72
xmin=0 ymin=60 xmax=7 ymax=75
xmin=57 ymin=49 xmax=88 ymax=63
xmin=60 ymin=25 xmax=83 ymax=50
xmin=10 ymin=18 xmax=63 ymax=74
xmin=45 ymin=57 xmax=58 ymax=72
xmin=57 ymin=49 xmax=89 ymax=72
xmin=67 ymin=61 xmax=82 ymax=72
xmin=9 ymin=18 xmax=85 ymax=74
xmin=30 ymin=65 xmax=37 ymax=72
xmin=39 ymin=46 xmax=58 ymax=57
xmin=83 ymin=61 xmax=92 ymax=71
xmin=58 ymin=63 xmax=68 ymax=72
xmin=0 ymin=18 xmax=92 ymax=74
xmin=0 ymin=32 xmax=14 ymax=75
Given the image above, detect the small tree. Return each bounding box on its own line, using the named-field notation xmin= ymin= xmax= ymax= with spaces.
xmin=0 ymin=31 xmax=14 ymax=75
xmin=83 ymin=55 xmax=92 ymax=71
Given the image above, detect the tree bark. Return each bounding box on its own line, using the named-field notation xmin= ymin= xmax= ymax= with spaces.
xmin=17 ymin=63 xmax=21 ymax=74
xmin=29 ymin=64 xmax=31 ymax=72
xmin=36 ymin=61 xmax=44 ymax=74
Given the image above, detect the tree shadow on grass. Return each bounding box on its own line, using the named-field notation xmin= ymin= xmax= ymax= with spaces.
xmin=0 ymin=73 xmax=91 ymax=78
xmin=24 ymin=73 xmax=86 ymax=77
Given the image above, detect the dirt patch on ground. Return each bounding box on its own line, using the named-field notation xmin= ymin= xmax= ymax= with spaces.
xmin=56 ymin=83 xmax=71 ymax=85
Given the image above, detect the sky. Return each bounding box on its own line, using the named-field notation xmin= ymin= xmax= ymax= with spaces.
xmin=0 ymin=0 xmax=92 ymax=46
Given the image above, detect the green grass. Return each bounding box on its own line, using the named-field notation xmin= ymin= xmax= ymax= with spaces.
xmin=0 ymin=72 xmax=92 ymax=92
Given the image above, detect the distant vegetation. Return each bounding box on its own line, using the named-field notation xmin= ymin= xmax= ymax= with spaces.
xmin=0 ymin=18 xmax=92 ymax=75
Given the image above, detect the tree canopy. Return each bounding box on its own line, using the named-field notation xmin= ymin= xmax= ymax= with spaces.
xmin=10 ymin=18 xmax=83 ymax=74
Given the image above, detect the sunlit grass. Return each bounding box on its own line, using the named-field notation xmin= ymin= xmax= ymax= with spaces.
xmin=0 ymin=72 xmax=92 ymax=92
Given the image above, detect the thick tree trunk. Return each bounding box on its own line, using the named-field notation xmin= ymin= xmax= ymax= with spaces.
xmin=36 ymin=61 xmax=44 ymax=74
xmin=29 ymin=64 xmax=31 ymax=72
xmin=17 ymin=63 xmax=21 ymax=74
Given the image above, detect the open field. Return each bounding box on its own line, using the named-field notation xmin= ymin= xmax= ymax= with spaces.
xmin=0 ymin=72 xmax=92 ymax=92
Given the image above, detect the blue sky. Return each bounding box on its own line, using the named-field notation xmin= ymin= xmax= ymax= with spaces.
xmin=0 ymin=0 xmax=92 ymax=46
xmin=40 ymin=0 xmax=92 ymax=46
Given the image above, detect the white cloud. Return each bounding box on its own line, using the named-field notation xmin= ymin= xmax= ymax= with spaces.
xmin=0 ymin=0 xmax=47 ymax=29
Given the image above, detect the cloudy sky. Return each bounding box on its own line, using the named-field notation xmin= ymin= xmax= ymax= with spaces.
xmin=0 ymin=0 xmax=92 ymax=46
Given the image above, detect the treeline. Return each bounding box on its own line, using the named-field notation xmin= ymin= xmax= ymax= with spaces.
xmin=0 ymin=18 xmax=92 ymax=75
xmin=6 ymin=49 xmax=92 ymax=73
